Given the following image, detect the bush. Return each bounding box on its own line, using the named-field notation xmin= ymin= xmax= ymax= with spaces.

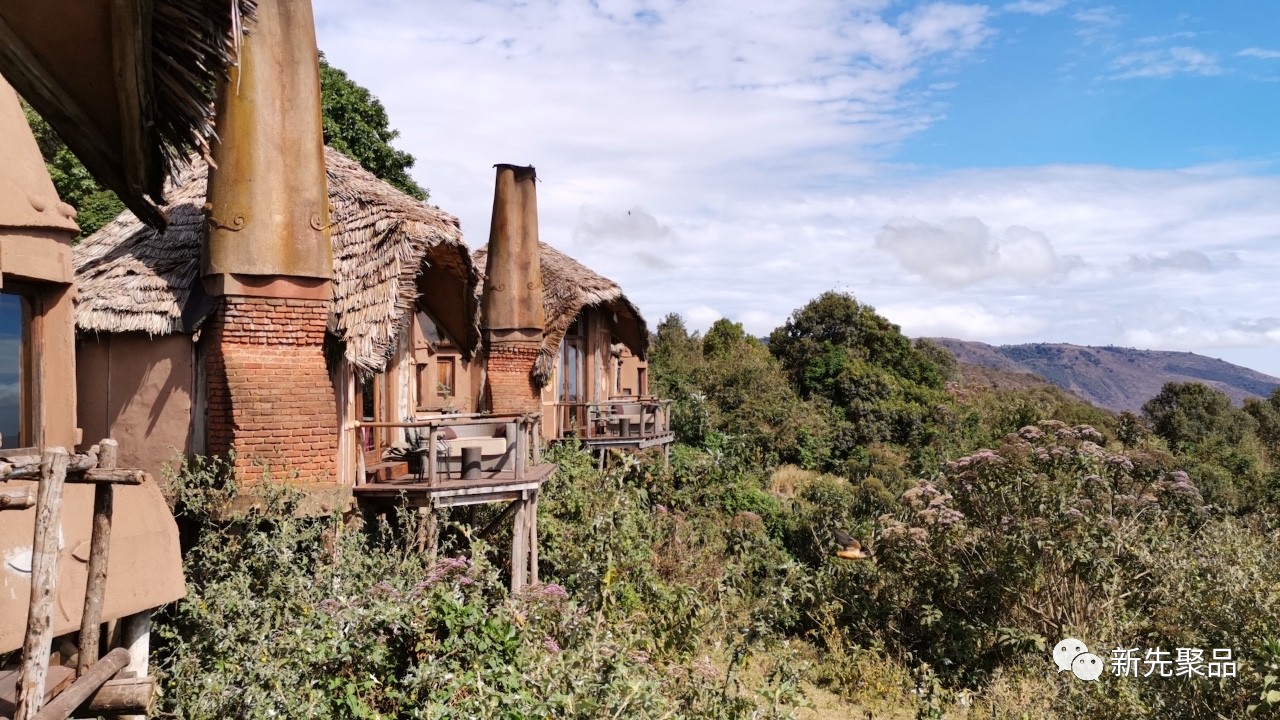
xmin=155 ymin=452 xmax=804 ymax=719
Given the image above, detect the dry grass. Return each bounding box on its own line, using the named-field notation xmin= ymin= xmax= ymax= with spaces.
xmin=769 ymin=464 xmax=818 ymax=499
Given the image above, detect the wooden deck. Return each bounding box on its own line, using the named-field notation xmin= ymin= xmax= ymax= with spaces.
xmin=352 ymin=463 xmax=557 ymax=508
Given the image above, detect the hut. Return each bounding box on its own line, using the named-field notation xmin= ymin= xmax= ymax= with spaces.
xmin=73 ymin=147 xmax=480 ymax=496
xmin=474 ymin=243 xmax=673 ymax=458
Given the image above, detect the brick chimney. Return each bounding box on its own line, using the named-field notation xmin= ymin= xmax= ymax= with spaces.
xmin=201 ymin=0 xmax=337 ymax=483
xmin=482 ymin=165 xmax=545 ymax=416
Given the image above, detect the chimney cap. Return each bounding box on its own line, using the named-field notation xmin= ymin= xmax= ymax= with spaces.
xmin=493 ymin=163 xmax=537 ymax=180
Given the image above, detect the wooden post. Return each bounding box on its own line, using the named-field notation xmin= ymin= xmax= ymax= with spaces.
xmin=514 ymin=420 xmax=527 ymax=479
xmin=510 ymin=495 xmax=527 ymax=593
xmin=15 ymin=447 xmax=71 ymax=720
xmin=423 ymin=508 xmax=439 ymax=560
xmin=425 ymin=425 xmax=437 ymax=486
xmin=77 ymin=439 xmax=117 ymax=676
xmin=528 ymin=490 xmax=539 ymax=585
xmin=531 ymin=416 xmax=542 ymax=465
xmin=30 ymin=647 xmax=129 ymax=720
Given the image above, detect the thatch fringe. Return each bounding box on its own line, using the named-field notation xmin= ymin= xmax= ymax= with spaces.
xmin=150 ymin=0 xmax=258 ymax=195
xmin=474 ymin=243 xmax=649 ymax=387
xmin=74 ymin=147 xmax=479 ymax=376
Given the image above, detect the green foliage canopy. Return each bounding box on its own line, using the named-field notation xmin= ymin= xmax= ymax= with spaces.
xmin=1142 ymin=381 xmax=1254 ymax=452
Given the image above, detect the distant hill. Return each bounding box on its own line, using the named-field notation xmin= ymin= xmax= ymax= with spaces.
xmin=930 ymin=339 xmax=1280 ymax=413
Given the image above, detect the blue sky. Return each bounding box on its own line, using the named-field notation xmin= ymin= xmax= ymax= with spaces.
xmin=313 ymin=1 xmax=1280 ymax=376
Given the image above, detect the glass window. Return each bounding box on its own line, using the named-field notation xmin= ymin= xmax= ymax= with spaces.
xmin=0 ymin=294 xmax=25 ymax=448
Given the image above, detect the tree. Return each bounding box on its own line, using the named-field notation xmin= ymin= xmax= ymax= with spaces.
xmin=767 ymin=292 xmax=948 ymax=451
xmin=319 ymin=57 xmax=427 ymax=200
xmin=769 ymin=291 xmax=946 ymax=392
xmin=1142 ymin=382 xmax=1253 ymax=452
xmin=22 ymin=56 xmax=428 ymax=238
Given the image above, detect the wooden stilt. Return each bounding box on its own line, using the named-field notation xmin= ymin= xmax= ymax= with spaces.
xmin=528 ymin=490 xmax=539 ymax=585
xmin=15 ymin=447 xmax=71 ymax=720
xmin=510 ymin=496 xmax=527 ymax=593
xmin=77 ymin=439 xmax=118 ymax=676
xmin=424 ymin=507 xmax=439 ymax=560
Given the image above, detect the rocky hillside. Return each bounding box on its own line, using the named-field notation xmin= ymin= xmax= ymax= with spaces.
xmin=931 ymin=338 xmax=1280 ymax=412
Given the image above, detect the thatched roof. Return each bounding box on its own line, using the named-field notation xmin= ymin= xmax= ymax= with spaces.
xmin=0 ymin=0 xmax=257 ymax=227
xmin=74 ymin=147 xmax=480 ymax=375
xmin=474 ymin=242 xmax=649 ymax=386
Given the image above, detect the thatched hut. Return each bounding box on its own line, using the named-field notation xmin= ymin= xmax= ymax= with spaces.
xmin=474 ymin=243 xmax=667 ymax=448
xmin=74 ymin=147 xmax=481 ymax=487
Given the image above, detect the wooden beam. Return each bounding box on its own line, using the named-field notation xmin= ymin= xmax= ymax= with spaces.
xmin=15 ymin=448 xmax=70 ymax=720
xmin=31 ymin=647 xmax=129 ymax=720
xmin=69 ymin=469 xmax=144 ymax=485
xmin=109 ymin=0 xmax=150 ymax=203
xmin=77 ymin=676 xmax=154 ymax=717
xmin=0 ymin=487 xmax=35 ymax=511
xmin=77 ymin=676 xmax=153 ymax=712
xmin=476 ymin=500 xmax=520 ymax=541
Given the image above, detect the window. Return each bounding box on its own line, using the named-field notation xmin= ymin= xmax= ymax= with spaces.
xmin=0 ymin=294 xmax=28 ymax=449
xmin=359 ymin=375 xmax=379 ymax=451
xmin=437 ymin=357 xmax=456 ymax=398
xmin=637 ymin=367 xmax=648 ymax=397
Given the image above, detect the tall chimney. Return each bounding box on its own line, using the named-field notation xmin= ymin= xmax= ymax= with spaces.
xmin=200 ymin=0 xmax=338 ymax=484
xmin=482 ymin=165 xmax=545 ymax=416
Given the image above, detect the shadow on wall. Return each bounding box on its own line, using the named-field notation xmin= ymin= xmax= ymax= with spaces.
xmin=76 ymin=332 xmax=193 ymax=475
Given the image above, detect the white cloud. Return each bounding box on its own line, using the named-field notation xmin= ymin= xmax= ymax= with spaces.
xmin=1239 ymin=48 xmax=1280 ymax=60
xmin=1003 ymin=0 xmax=1067 ymax=16
xmin=879 ymin=303 xmax=1048 ymax=339
xmin=1111 ymin=46 xmax=1221 ymax=79
xmin=683 ymin=305 xmax=723 ymax=332
xmin=874 ymin=217 xmax=1081 ymax=287
xmin=1074 ymin=6 xmax=1122 ymax=26
xmin=311 ymin=2 xmax=1280 ymax=376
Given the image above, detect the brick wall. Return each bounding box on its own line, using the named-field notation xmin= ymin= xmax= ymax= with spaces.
xmin=204 ymin=297 xmax=338 ymax=483
xmin=486 ymin=341 xmax=542 ymax=415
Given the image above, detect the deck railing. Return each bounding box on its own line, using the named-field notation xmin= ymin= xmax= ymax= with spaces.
xmin=552 ymin=397 xmax=672 ymax=441
xmin=352 ymin=413 xmax=542 ymax=487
